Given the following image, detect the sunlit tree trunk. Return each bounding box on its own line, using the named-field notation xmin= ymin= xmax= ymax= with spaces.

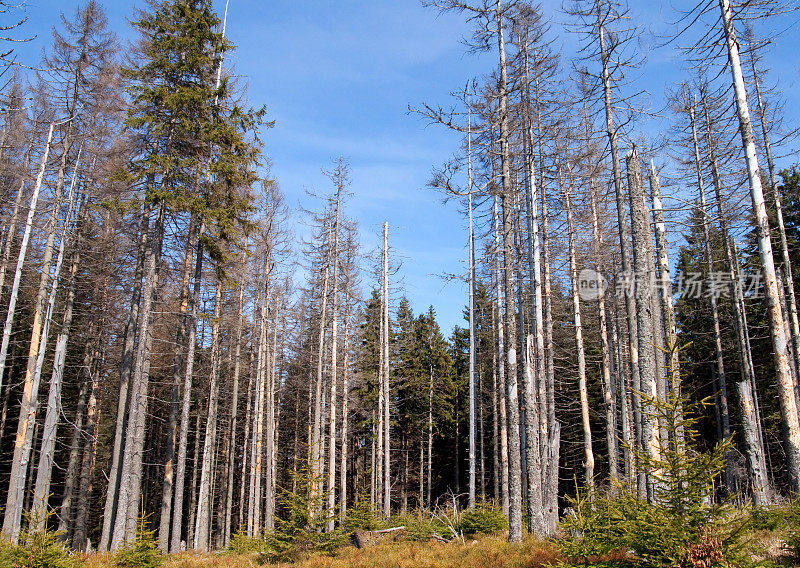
xmin=3 ymin=124 xmax=69 ymax=541
xmin=30 ymin=174 xmax=81 ymax=529
xmin=170 ymin=233 xmax=204 ymax=553
xmin=718 ymin=0 xmax=800 ymax=490
xmin=194 ymin=279 xmax=223 ymax=551
xmin=0 ymin=122 xmax=54 ymax=415
xmin=159 ymin=218 xmax=197 ymax=551
xmin=626 ymin=149 xmax=660 ymax=502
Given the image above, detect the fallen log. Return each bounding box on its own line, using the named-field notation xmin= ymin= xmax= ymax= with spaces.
xmin=350 ymin=526 xmax=406 ymax=548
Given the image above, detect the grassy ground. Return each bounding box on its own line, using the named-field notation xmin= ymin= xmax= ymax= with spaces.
xmin=82 ymin=536 xmax=561 ymax=568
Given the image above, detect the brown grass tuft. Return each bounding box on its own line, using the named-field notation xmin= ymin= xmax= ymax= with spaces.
xmin=77 ymin=536 xmax=561 ymax=568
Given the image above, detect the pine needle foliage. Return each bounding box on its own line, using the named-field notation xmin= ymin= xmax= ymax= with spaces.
xmin=458 ymin=504 xmax=509 ymax=536
xmin=1 ymin=523 xmax=76 ymax=568
xmin=560 ymin=347 xmax=752 ymax=568
xmin=226 ymin=531 xmax=271 ymax=555
xmin=113 ymin=512 xmax=162 ymax=568
xmin=262 ymin=468 xmax=346 ymax=562
xmin=343 ymin=493 xmax=383 ymax=532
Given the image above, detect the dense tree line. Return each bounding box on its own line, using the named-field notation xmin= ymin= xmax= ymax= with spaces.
xmin=0 ymin=0 xmax=798 ymax=553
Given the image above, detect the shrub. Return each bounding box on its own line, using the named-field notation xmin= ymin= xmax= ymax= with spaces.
xmin=263 ymin=469 xmax=346 ymax=562
xmin=387 ymin=513 xmax=448 ymax=542
xmin=343 ymin=494 xmax=384 ymax=532
xmin=227 ymin=531 xmax=271 ymax=555
xmin=114 ymin=514 xmax=162 ymax=568
xmin=783 ymin=499 xmax=800 ymax=564
xmin=2 ymin=526 xmax=76 ymax=568
xmin=458 ymin=504 xmax=508 ymax=536
xmin=559 ymin=352 xmax=749 ymax=568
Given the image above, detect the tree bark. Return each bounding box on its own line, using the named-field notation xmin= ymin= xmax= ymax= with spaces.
xmin=626 ymin=149 xmax=660 ymax=502
xmin=194 ymin=279 xmax=223 ymax=551
xmin=3 ymin=122 xmax=67 ymax=541
xmin=159 ymin=218 xmax=197 ymax=551
xmin=494 ymin=0 xmax=523 ymax=541
xmin=170 ymin=232 xmax=204 ymax=553
xmin=0 ymin=122 xmax=54 ymax=411
xmin=111 ymin=202 xmax=166 ymax=549
xmin=718 ymin=0 xmax=800 ymax=491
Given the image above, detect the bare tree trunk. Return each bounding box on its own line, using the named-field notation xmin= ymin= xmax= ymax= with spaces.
xmin=382 ymin=222 xmax=390 ymax=519
xmin=562 ymin=166 xmax=594 ymax=491
xmin=520 ymin=46 xmax=545 ymax=532
xmin=492 ymin=349 xmax=500 ymax=504
xmin=30 ymin=173 xmax=81 ymax=529
xmin=327 ymin=173 xmax=344 ymax=531
xmin=718 ymin=0 xmax=800 ymax=490
xmin=626 ymin=149 xmax=660 ymax=502
xmin=689 ymin=103 xmax=733 ymax=493
xmin=0 ymin=123 xmax=53 ymax=409
xmin=187 ymin=410 xmax=202 ymax=548
xmin=747 ymin=32 xmax=800 ymax=385
xmin=419 ymin=428 xmax=424 ymax=508
xmin=0 ymin=128 xmax=34 ymax=296
xmin=238 ymin=348 xmax=255 ymax=531
xmin=249 ymin=285 xmax=269 ymax=535
xmin=101 ymin=202 xmax=149 ymax=552
xmin=311 ymin=230 xmax=331 ymax=515
xmin=57 ymin=375 xmax=88 ymax=536
xmin=223 ymin=258 xmax=245 ymax=547
xmin=701 ymin=97 xmax=768 ymax=501
xmin=494 ymin=0 xmax=523 ymax=541
xmin=467 ymin=105 xmax=477 ymax=510
xmin=492 ymin=196 xmax=509 ymax=516
xmin=265 ymin=293 xmax=280 ymax=532
xmin=612 ymin=296 xmax=634 ymax=483
xmin=594 ymin=0 xmax=644 ymax=498
xmin=3 ymin=124 xmax=68 ymax=541
xmin=170 ymin=234 xmax=204 ymax=553
xmin=112 ymin=202 xmax=166 ymax=549
xmin=590 ymin=178 xmax=618 ymax=484
xmin=159 ymin=219 xmax=197 ymax=551
xmin=339 ymin=317 xmax=351 ymax=523
xmin=71 ymin=351 xmax=101 ymax=551
xmin=427 ymin=369 xmax=433 ymax=508
xmin=649 ymin=165 xmax=679 ymax=387
xmin=194 ymin=280 xmax=223 ymax=551
xmin=537 ymin=136 xmax=558 ymax=536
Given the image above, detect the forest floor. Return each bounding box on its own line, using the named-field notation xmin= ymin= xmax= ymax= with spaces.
xmin=78 ymin=530 xmax=798 ymax=568
xmin=82 ymin=536 xmax=561 ymax=568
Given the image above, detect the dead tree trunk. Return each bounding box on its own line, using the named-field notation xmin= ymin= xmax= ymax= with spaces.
xmin=690 ymin=103 xmax=733 ymax=492
xmin=562 ymin=164 xmax=594 ymax=491
xmin=3 ymin=126 xmax=68 ymax=541
xmin=627 ymin=148 xmax=660 ymax=502
xmin=495 ymin=0 xmax=523 ymax=541
xmin=170 ymin=234 xmax=203 ymax=553
xmin=492 ymin=196 xmax=510 ymax=516
xmin=31 ymin=180 xmax=82 ymax=529
xmin=701 ymin=98 xmax=770 ymax=504
xmin=159 ymin=218 xmax=197 ymax=551
xmin=595 ymin=1 xmax=644 ymax=498
xmin=0 ymin=123 xmax=54 ymax=412
xmin=718 ymin=0 xmax=800 ymax=491
xmin=194 ymin=279 xmax=223 ymax=551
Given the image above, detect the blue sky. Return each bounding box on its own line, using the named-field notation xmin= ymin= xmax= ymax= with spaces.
xmin=12 ymin=0 xmax=800 ymax=334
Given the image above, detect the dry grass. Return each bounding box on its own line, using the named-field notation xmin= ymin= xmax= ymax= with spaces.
xmin=82 ymin=536 xmax=561 ymax=568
